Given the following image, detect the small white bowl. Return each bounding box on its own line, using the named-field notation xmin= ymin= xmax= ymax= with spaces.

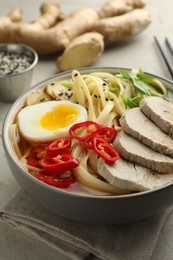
xmin=0 ymin=43 xmax=38 ymax=103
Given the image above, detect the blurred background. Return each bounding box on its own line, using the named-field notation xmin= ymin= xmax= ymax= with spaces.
xmin=0 ymin=0 xmax=172 ymax=83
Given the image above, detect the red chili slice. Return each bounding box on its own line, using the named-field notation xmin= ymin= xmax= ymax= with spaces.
xmin=84 ymin=126 xmax=117 ymax=148
xmin=26 ymin=144 xmax=49 ymax=167
xmin=93 ymin=137 xmax=119 ymax=164
xmin=46 ymin=137 xmax=72 ymax=158
xmin=94 ymin=126 xmax=117 ymax=142
xmin=83 ymin=125 xmax=117 ymax=149
xmin=33 ymin=169 xmax=76 ymax=188
xmin=39 ymin=154 xmax=79 ymax=175
xmin=69 ymin=120 xmax=101 ymax=141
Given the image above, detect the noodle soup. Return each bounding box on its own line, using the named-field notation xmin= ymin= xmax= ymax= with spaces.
xmin=9 ymin=68 xmax=168 ymax=196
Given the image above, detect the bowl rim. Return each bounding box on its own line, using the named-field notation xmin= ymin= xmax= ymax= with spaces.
xmin=0 ymin=43 xmax=38 ymax=78
xmin=3 ymin=66 xmax=173 ymax=200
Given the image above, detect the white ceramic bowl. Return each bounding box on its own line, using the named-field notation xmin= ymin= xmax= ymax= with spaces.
xmin=3 ymin=67 xmax=173 ymax=224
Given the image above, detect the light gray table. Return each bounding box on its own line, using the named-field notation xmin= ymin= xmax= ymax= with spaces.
xmin=0 ymin=1 xmax=173 ymax=259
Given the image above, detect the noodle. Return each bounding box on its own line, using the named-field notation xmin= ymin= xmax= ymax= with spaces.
xmin=72 ymin=70 xmax=95 ymax=120
xmin=150 ymin=79 xmax=167 ymax=95
xmin=9 ymin=124 xmax=23 ymax=159
xmin=96 ymin=100 xmax=115 ymax=125
xmin=72 ymin=142 xmax=129 ymax=195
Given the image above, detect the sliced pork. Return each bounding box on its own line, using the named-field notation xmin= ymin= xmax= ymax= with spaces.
xmin=140 ymin=96 xmax=173 ymax=137
xmin=120 ymin=107 xmax=173 ymax=157
xmin=113 ymin=131 xmax=173 ymax=174
xmin=97 ymin=157 xmax=173 ymax=192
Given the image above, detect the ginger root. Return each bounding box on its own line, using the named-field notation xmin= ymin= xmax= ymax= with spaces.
xmin=0 ymin=4 xmax=98 ymax=54
xmin=31 ymin=2 xmax=64 ymax=29
xmin=7 ymin=8 xmax=23 ymax=22
xmin=0 ymin=1 xmax=152 ymax=71
xmin=94 ymin=9 xmax=151 ymax=43
xmin=57 ymin=32 xmax=104 ymax=71
xmin=0 ymin=3 xmax=63 ymax=50
xmin=98 ymin=0 xmax=145 ymax=18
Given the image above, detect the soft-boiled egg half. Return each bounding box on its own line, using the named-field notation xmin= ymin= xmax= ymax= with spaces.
xmin=17 ymin=100 xmax=88 ymax=142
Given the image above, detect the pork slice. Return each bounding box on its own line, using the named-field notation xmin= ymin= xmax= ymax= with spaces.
xmin=140 ymin=96 xmax=173 ymax=137
xmin=113 ymin=131 xmax=173 ymax=174
xmin=120 ymin=107 xmax=173 ymax=157
xmin=97 ymin=157 xmax=173 ymax=192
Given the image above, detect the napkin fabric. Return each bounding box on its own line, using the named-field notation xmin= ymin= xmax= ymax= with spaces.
xmin=0 ymin=189 xmax=172 ymax=260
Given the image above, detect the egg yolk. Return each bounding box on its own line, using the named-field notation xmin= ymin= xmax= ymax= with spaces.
xmin=40 ymin=104 xmax=79 ymax=131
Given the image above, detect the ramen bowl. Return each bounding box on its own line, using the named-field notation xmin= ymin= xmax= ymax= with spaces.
xmin=2 ymin=67 xmax=173 ymax=224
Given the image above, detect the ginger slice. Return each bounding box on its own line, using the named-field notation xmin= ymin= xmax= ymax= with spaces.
xmin=57 ymin=32 xmax=104 ymax=71
xmin=25 ymin=90 xmax=52 ymax=106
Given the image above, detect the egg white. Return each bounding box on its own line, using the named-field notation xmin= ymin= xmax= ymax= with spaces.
xmin=17 ymin=100 xmax=88 ymax=142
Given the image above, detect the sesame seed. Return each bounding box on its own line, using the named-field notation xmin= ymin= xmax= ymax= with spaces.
xmin=40 ymin=98 xmax=46 ymax=102
xmin=68 ymin=93 xmax=73 ymax=99
xmin=0 ymin=51 xmax=33 ymax=75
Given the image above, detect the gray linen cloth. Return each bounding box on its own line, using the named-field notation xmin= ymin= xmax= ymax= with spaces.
xmin=0 ymin=189 xmax=173 ymax=260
